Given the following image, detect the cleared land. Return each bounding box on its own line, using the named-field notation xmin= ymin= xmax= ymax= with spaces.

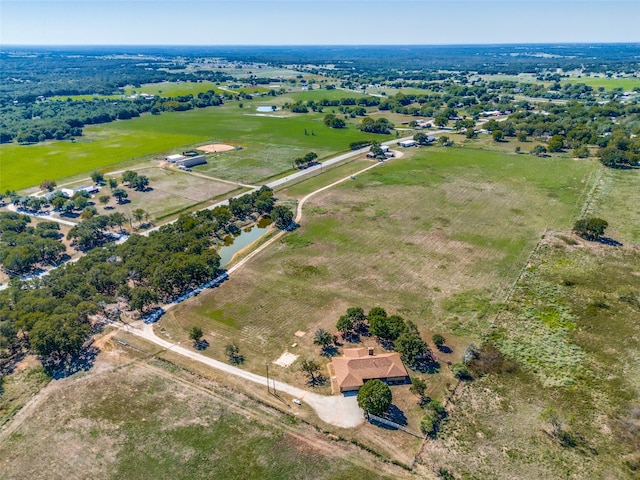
xmin=158 ymin=145 xmax=597 ymax=455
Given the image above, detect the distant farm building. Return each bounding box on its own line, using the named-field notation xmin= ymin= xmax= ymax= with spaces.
xmin=177 ymin=155 xmax=207 ymax=168
xmin=330 ymin=347 xmax=409 ymax=393
xmin=166 ymin=154 xmax=207 ymax=168
xmin=398 ymin=139 xmax=416 ymax=148
xmin=60 ymin=185 xmax=99 ymax=198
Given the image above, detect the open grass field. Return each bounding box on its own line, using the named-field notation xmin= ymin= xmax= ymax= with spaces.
xmin=103 ymin=167 xmax=239 ymax=222
xmin=123 ymin=80 xmax=219 ymax=97
xmin=587 ymin=167 xmax=640 ymax=244
xmin=0 ymin=100 xmax=390 ymax=192
xmin=425 ymin=233 xmax=640 ymax=479
xmin=0 ymin=347 xmax=402 ymax=480
xmin=159 ymin=145 xmax=597 ymax=433
xmin=563 ymin=76 xmax=640 ymax=91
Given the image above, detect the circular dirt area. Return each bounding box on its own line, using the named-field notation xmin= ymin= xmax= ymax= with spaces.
xmin=197 ymin=144 xmax=236 ymax=153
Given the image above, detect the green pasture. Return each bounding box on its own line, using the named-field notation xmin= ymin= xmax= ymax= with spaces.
xmin=563 ymin=76 xmax=640 ymax=91
xmin=0 ymin=100 xmax=390 ymax=191
xmin=162 ymin=145 xmax=597 ymax=384
xmin=123 ymin=80 xmax=219 ymax=97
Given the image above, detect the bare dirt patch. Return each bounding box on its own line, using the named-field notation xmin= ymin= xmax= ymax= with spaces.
xmin=197 ymin=143 xmax=236 ymax=153
xmin=273 ymin=351 xmax=299 ymax=368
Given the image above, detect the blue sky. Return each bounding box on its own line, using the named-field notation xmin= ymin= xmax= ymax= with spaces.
xmin=1 ymin=1 xmax=639 ymax=45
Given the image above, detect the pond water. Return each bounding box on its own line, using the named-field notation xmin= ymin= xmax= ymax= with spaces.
xmin=256 ymin=106 xmax=278 ymax=112
xmin=218 ymin=224 xmax=271 ymax=267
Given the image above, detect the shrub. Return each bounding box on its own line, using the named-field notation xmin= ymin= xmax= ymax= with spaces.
xmin=451 ymin=362 xmax=473 ymax=381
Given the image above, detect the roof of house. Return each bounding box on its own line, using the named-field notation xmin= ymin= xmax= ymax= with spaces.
xmin=332 ymin=348 xmax=408 ymax=391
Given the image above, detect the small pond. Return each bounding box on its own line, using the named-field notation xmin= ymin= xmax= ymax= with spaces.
xmin=218 ymin=224 xmax=271 ymax=267
xmin=256 ymin=106 xmax=279 ymax=112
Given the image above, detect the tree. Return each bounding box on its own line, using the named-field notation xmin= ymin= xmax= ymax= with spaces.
xmin=409 ymin=377 xmax=427 ymax=402
xmin=29 ymin=314 xmax=90 ymax=362
xmin=98 ymin=194 xmax=111 ymax=207
xmin=90 ymin=171 xmax=105 ymax=184
xmin=336 ymin=315 xmax=354 ymax=338
xmin=370 ymin=143 xmax=384 ymax=157
xmin=531 ymin=145 xmax=547 ymax=156
xmin=434 ymin=116 xmax=449 ymax=127
xmin=492 ymin=130 xmax=504 ymax=142
xmin=108 ymin=178 xmax=118 ymax=190
xmin=573 ymin=145 xmax=590 ymax=158
xmin=271 ymin=205 xmax=294 ymax=229
xmin=189 ymin=326 xmax=203 ymax=342
xmin=369 ymin=314 xmax=406 ymax=341
xmin=547 ymin=135 xmax=565 ymax=153
xmin=451 ymin=362 xmax=473 ymax=380
xmin=432 ymin=334 xmax=445 ymax=347
xmin=130 ymin=287 xmax=158 ymax=312
xmin=132 ymin=208 xmax=147 ymax=225
xmin=40 ymin=180 xmax=57 ymax=192
xmin=313 ymin=328 xmax=332 ymax=348
xmin=224 ymin=343 xmax=244 ymax=364
xmin=300 ymin=358 xmax=322 ymax=385
xmin=122 ymin=170 xmax=138 ymax=185
xmin=112 ymin=188 xmax=128 ymax=204
xmin=357 ymin=379 xmax=392 ymax=416
xmin=132 ymin=175 xmax=149 ymax=191
xmin=395 ymin=325 xmax=434 ymax=371
xmin=573 ymin=217 xmax=608 ymax=241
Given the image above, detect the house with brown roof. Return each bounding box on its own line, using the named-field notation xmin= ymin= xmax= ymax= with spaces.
xmin=330 ymin=347 xmax=409 ymax=393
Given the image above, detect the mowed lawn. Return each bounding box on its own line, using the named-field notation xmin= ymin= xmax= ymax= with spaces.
xmin=161 ymin=146 xmax=597 ymax=384
xmin=0 ymin=100 xmax=388 ymax=191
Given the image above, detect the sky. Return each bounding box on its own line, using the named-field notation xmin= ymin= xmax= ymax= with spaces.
xmin=1 ymin=0 xmax=639 ymax=46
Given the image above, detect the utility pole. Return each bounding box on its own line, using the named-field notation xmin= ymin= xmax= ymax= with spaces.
xmin=265 ymin=362 xmax=270 ymax=393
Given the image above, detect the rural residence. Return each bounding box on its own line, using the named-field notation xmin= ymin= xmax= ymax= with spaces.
xmin=330 ymin=347 xmax=409 ymax=393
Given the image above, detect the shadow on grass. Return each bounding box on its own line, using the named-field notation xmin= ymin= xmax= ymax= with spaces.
xmin=43 ymin=345 xmax=99 ymax=379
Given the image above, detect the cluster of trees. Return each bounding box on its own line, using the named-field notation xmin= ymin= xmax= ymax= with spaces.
xmin=359 ymin=117 xmax=393 ymax=134
xmin=323 ymin=114 xmax=345 ymax=129
xmin=0 ymin=185 xmax=296 ymax=371
xmin=121 ymin=170 xmax=150 ymax=192
xmin=484 ymin=101 xmax=640 ymax=168
xmin=336 ymin=306 xmax=435 ymax=371
xmin=292 ymin=152 xmax=318 ymax=169
xmin=228 ymin=185 xmax=275 ymax=218
xmin=0 ymin=213 xmax=66 ymax=275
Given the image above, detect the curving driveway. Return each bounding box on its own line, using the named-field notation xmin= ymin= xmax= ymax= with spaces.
xmin=125 ymin=322 xmax=364 ymax=428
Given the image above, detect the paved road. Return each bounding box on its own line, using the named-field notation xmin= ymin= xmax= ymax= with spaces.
xmin=122 ymin=321 xmax=364 ymax=428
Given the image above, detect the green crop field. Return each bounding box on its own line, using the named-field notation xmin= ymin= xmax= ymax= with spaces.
xmin=563 ymin=76 xmax=640 ymax=91
xmin=160 ymin=146 xmax=597 ymax=390
xmin=0 ymin=100 xmax=390 ymax=191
